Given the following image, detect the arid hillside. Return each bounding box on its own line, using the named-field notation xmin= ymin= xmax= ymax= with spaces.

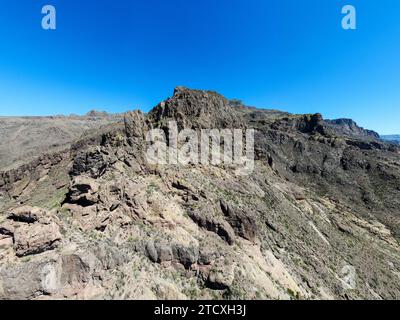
xmin=1 ymin=88 xmax=400 ymax=300
xmin=0 ymin=111 xmax=122 ymax=170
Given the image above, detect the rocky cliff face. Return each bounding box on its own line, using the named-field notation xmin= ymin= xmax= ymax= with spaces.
xmin=325 ymin=118 xmax=380 ymax=139
xmin=148 ymin=86 xmax=244 ymax=129
xmin=1 ymin=87 xmax=400 ymax=300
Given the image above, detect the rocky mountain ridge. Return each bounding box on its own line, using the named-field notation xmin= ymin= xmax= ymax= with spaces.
xmin=0 ymin=111 xmax=122 ymax=170
xmin=1 ymin=87 xmax=400 ymax=300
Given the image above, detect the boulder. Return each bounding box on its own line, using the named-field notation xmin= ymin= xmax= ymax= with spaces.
xmin=60 ymin=254 xmax=90 ymax=286
xmin=155 ymin=243 xmax=173 ymax=263
xmin=0 ymin=260 xmax=55 ymax=299
xmin=0 ymin=253 xmax=93 ymax=299
xmin=14 ymin=222 xmax=62 ymax=257
xmin=172 ymin=244 xmax=199 ymax=269
xmin=145 ymin=241 xmax=158 ymax=263
xmin=7 ymin=206 xmax=45 ymax=224
xmin=124 ymin=110 xmax=147 ymax=139
xmin=65 ymin=176 xmax=99 ymax=207
xmin=220 ymin=200 xmax=258 ymax=242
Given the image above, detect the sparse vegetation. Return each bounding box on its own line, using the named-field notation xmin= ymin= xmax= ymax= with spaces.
xmin=1 ymin=87 xmax=400 ymax=300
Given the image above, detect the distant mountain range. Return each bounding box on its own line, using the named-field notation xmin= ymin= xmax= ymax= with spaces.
xmin=0 ymin=111 xmax=122 ymax=170
xmin=381 ymin=135 xmax=400 ymax=144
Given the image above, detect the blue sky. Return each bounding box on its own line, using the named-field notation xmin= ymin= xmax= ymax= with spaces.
xmin=0 ymin=0 xmax=399 ymax=134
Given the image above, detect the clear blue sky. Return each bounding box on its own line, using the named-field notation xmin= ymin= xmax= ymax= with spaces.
xmin=0 ymin=0 xmax=399 ymax=134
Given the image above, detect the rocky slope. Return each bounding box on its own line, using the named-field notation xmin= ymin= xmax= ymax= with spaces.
xmin=1 ymin=87 xmax=400 ymax=300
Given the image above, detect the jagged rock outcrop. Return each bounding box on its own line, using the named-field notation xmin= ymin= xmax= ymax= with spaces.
xmin=271 ymin=113 xmax=325 ymax=134
xmin=124 ymin=110 xmax=148 ymax=140
xmin=220 ymin=200 xmax=258 ymax=242
xmin=187 ymin=208 xmax=236 ymax=245
xmin=325 ymin=118 xmax=380 ymax=139
xmin=8 ymin=206 xmax=45 ymax=223
xmin=64 ymin=176 xmax=100 ymax=207
xmin=149 ymin=86 xmax=244 ymax=129
xmin=0 ymin=206 xmax=62 ymax=257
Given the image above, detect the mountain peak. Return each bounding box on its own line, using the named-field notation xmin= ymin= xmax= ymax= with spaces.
xmin=148 ymin=87 xmax=242 ymax=129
